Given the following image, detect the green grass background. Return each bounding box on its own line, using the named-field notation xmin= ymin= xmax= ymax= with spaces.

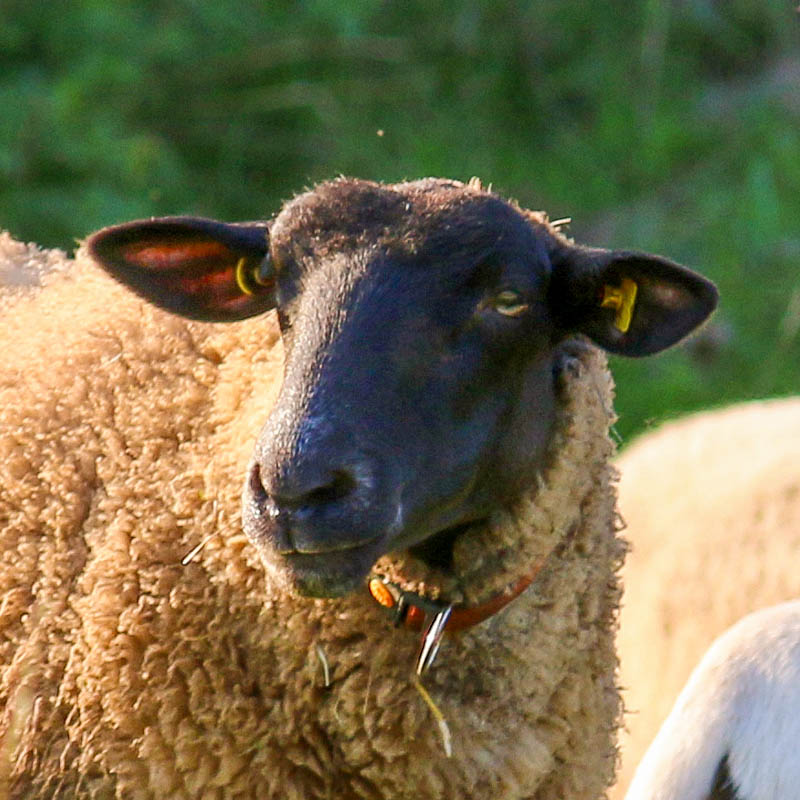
xmin=2 ymin=0 xmax=798 ymax=440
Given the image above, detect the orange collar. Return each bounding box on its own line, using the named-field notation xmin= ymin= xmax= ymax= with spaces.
xmin=368 ymin=566 xmax=545 ymax=675
xmin=368 ymin=566 xmax=541 ymax=634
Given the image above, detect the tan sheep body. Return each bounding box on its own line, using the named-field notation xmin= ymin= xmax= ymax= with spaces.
xmin=0 ymin=233 xmax=625 ymax=799
xmin=611 ymin=397 xmax=800 ymax=799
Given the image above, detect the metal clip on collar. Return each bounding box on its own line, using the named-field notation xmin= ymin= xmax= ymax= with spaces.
xmin=415 ymin=605 xmax=453 ymax=676
xmin=368 ymin=576 xmax=454 ymax=674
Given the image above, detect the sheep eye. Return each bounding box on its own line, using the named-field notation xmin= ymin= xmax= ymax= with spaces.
xmin=490 ymin=290 xmax=529 ymax=318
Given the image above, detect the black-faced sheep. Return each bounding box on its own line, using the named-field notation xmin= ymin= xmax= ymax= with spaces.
xmin=0 ymin=177 xmax=717 ymax=799
xmin=611 ymin=397 xmax=800 ymax=799
xmin=625 ymin=601 xmax=800 ymax=800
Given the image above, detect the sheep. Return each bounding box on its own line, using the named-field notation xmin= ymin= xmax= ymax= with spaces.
xmin=0 ymin=177 xmax=717 ymax=799
xmin=610 ymin=397 xmax=800 ymax=799
xmin=625 ymin=601 xmax=800 ymax=800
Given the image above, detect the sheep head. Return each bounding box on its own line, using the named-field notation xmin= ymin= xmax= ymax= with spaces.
xmin=88 ymin=178 xmax=717 ymax=598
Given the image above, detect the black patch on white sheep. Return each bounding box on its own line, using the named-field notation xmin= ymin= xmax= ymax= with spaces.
xmin=707 ymin=756 xmax=741 ymax=800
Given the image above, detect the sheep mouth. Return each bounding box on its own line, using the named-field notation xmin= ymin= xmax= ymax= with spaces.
xmin=276 ymin=517 xmax=486 ymax=597
xmin=278 ymin=533 xmax=385 ymax=557
xmin=282 ymin=518 xmax=484 ymax=597
xmin=282 ymin=538 xmax=390 ymax=598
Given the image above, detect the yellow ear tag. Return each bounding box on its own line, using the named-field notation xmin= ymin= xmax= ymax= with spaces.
xmin=235 ymin=257 xmax=255 ymax=296
xmin=600 ymin=278 xmax=638 ymax=333
xmin=236 ymin=256 xmax=273 ymax=295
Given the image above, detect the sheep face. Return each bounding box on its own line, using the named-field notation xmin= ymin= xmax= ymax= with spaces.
xmin=88 ymin=177 xmax=718 ymax=598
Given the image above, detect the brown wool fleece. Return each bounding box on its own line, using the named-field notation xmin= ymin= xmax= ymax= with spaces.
xmin=0 ymin=235 xmax=624 ymax=800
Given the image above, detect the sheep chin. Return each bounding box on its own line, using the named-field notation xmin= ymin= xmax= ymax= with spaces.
xmin=267 ymin=539 xmax=392 ymax=599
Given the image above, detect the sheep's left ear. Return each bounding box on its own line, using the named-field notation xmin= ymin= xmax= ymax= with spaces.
xmin=87 ymin=216 xmax=275 ymax=322
xmin=550 ymin=247 xmax=718 ymax=356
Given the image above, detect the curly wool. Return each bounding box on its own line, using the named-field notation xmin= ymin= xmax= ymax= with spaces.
xmin=1 ymin=234 xmax=624 ymax=800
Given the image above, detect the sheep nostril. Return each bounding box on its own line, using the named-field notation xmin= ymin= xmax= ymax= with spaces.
xmin=276 ymin=467 xmax=359 ymax=513
xmin=251 ymin=460 xmax=360 ymax=515
xmin=302 ymin=469 xmax=357 ymax=509
xmin=248 ymin=461 xmax=268 ymax=501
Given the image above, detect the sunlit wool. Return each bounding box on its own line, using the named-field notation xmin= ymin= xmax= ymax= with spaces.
xmin=0 ymin=232 xmax=624 ymax=799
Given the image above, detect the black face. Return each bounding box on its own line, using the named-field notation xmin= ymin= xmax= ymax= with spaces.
xmin=243 ymin=188 xmax=560 ymax=596
xmin=87 ymin=177 xmax=719 ymax=599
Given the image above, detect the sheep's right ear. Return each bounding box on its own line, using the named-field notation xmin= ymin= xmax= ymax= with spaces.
xmin=87 ymin=217 xmax=276 ymax=322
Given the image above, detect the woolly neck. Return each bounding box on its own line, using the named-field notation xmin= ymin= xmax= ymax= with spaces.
xmin=368 ymin=341 xmax=617 ymax=609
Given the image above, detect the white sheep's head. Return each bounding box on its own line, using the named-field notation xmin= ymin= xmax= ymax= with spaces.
xmin=88 ymin=178 xmax=717 ymax=598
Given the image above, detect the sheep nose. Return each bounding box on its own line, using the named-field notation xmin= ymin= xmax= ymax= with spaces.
xmin=248 ymin=455 xmax=366 ymax=520
xmin=265 ymin=464 xmax=359 ymax=513
xmin=246 ymin=454 xmax=385 ymax=556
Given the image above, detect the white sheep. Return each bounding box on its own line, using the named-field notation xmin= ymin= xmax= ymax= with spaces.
xmin=625 ymin=601 xmax=800 ymax=800
xmin=0 ymin=177 xmax=717 ymax=799
xmin=611 ymin=397 xmax=800 ymax=799
xmin=0 ymin=232 xmax=69 ymax=296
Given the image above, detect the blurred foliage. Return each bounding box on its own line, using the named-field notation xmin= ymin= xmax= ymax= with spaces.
xmin=1 ymin=0 xmax=798 ymax=439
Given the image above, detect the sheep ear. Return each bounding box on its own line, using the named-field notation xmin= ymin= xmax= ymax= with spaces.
xmin=87 ymin=217 xmax=276 ymax=322
xmin=550 ymin=248 xmax=718 ymax=357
